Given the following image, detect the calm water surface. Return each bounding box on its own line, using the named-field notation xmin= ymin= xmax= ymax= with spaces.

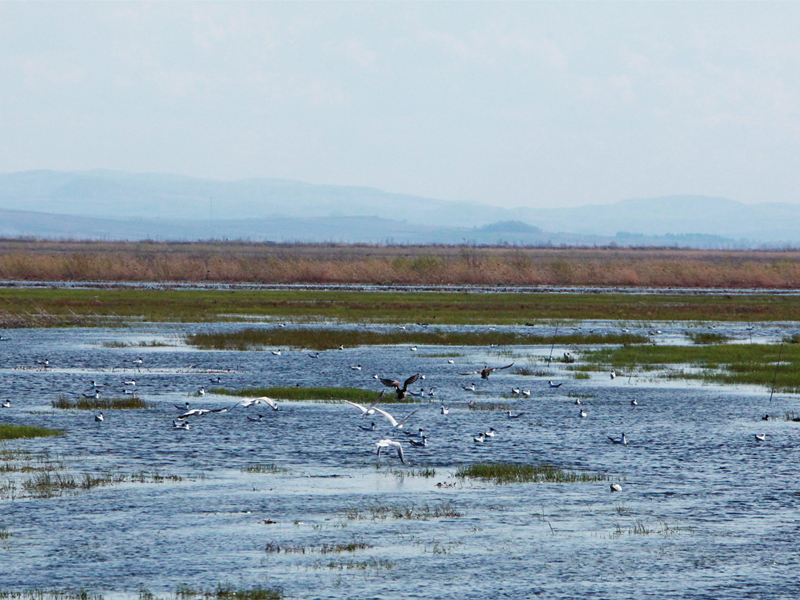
xmin=1 ymin=321 xmax=799 ymax=599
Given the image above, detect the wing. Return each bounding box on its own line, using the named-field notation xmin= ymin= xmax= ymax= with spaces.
xmin=379 ymin=378 xmax=401 ymax=389
xmin=256 ymin=396 xmax=278 ymax=410
xmin=361 ymin=390 xmax=385 ymax=418
xmin=402 ymin=373 xmax=420 ymax=390
xmin=397 ymin=446 xmax=405 ymax=464
xmin=458 ymin=369 xmax=481 ymax=376
xmin=396 ymin=409 xmax=419 ymax=426
xmin=372 ymin=406 xmax=399 ymax=427
xmin=344 ymin=400 xmax=368 ymax=414
xmin=494 ymin=363 xmax=515 ymax=371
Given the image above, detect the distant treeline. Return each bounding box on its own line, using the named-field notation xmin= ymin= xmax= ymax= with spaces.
xmin=1 ymin=239 xmax=799 ymax=288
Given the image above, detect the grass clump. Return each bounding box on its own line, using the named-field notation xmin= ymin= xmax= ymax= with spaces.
xmin=211 ymin=386 xmax=382 ymax=403
xmin=176 ymin=584 xmax=282 ymax=600
xmin=0 ymin=424 xmax=62 ymax=440
xmin=688 ymin=332 xmax=731 ymax=344
xmin=51 ymin=395 xmax=152 ymax=410
xmin=456 ymin=462 xmax=609 ymax=484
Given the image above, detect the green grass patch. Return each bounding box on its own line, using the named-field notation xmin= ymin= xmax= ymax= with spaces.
xmin=3 ymin=287 xmax=800 ymax=327
xmin=51 ymin=395 xmax=152 ymax=410
xmin=0 ymin=424 xmax=62 ymax=440
xmin=455 ymin=462 xmax=609 ymax=484
xmin=583 ymin=342 xmax=800 ymax=392
xmin=187 ymin=327 xmax=649 ymax=351
xmin=211 ymin=386 xmax=384 ymax=403
xmin=688 ymin=332 xmax=731 ymax=344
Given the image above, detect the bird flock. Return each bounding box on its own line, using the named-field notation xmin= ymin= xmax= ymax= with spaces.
xmin=5 ymin=338 xmax=773 ymax=498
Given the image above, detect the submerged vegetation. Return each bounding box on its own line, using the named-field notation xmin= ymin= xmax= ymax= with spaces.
xmin=343 ymin=501 xmax=463 ymax=520
xmin=583 ymin=342 xmax=800 ymax=392
xmin=188 ymin=328 xmax=648 ymax=351
xmin=0 ymin=588 xmax=282 ymax=600
xmin=241 ymin=463 xmax=289 ymax=474
xmin=455 ymin=462 xmax=610 ymax=484
xmin=0 ymin=424 xmax=62 ymax=440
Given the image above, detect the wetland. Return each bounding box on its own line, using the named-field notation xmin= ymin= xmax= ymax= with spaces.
xmin=1 ymin=314 xmax=799 ymax=598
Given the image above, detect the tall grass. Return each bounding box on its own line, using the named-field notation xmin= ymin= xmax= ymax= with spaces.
xmin=4 ymin=240 xmax=800 ymax=289
xmin=456 ymin=462 xmax=609 ymax=484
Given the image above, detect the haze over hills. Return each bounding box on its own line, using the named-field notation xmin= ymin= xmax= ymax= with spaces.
xmin=0 ymin=170 xmax=796 ymax=247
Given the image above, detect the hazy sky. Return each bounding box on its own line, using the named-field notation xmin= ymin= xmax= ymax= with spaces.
xmin=1 ymin=2 xmax=799 ymax=209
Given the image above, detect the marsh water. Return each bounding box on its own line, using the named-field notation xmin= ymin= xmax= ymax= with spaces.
xmin=1 ymin=320 xmax=799 ymax=599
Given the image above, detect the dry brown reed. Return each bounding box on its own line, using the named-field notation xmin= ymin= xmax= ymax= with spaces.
xmin=2 ymin=240 xmax=800 ymax=288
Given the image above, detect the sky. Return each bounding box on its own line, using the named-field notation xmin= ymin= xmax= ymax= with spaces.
xmin=1 ymin=1 xmax=799 ymax=209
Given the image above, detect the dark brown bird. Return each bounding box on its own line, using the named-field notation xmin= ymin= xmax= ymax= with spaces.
xmin=380 ymin=373 xmax=420 ymax=400
xmin=458 ymin=363 xmax=514 ymax=379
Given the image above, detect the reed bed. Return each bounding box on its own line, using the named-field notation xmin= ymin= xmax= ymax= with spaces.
xmin=455 ymin=462 xmax=609 ymax=484
xmin=4 ymin=240 xmax=800 ymax=289
xmin=0 ymin=424 xmax=62 ymax=440
xmin=3 ymin=287 xmax=800 ymax=326
xmin=584 ymin=343 xmax=800 ymax=392
xmin=210 ymin=387 xmax=381 ymax=402
xmin=51 ymin=396 xmax=152 ymax=410
xmin=188 ymin=328 xmax=648 ymax=351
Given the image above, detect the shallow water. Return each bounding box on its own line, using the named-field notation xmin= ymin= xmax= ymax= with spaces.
xmin=1 ymin=321 xmax=799 ymax=599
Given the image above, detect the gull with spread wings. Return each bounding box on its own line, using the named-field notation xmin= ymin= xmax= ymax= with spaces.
xmin=458 ymin=363 xmax=514 ymax=379
xmin=343 ymin=390 xmax=385 ymax=418
xmin=373 ymin=406 xmax=419 ymax=430
xmin=379 ymin=373 xmax=420 ymax=400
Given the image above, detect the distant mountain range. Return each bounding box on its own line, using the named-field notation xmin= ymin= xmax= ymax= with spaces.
xmin=0 ymin=170 xmax=796 ymax=247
